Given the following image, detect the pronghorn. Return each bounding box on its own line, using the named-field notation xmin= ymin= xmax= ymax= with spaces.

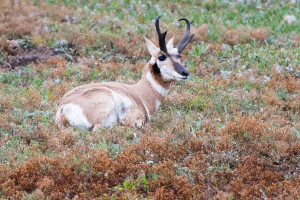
xmin=55 ymin=16 xmax=194 ymax=131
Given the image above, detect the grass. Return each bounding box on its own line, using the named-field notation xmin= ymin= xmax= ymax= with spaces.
xmin=0 ymin=0 xmax=299 ymax=199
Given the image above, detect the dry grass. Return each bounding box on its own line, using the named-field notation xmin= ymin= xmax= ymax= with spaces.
xmin=223 ymin=27 xmax=251 ymax=46
xmin=223 ymin=27 xmax=271 ymax=46
xmin=0 ymin=0 xmax=299 ymax=199
xmin=192 ymin=24 xmax=209 ymax=42
xmin=250 ymin=28 xmax=271 ymax=43
xmin=0 ymin=1 xmax=43 ymax=38
xmin=291 ymin=33 xmax=300 ymax=45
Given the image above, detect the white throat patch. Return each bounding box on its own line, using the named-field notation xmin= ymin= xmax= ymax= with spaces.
xmin=146 ymin=72 xmax=169 ymax=97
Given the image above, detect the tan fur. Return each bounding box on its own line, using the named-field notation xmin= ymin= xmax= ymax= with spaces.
xmin=56 ymin=62 xmax=171 ymax=130
xmin=56 ymin=24 xmax=191 ymax=131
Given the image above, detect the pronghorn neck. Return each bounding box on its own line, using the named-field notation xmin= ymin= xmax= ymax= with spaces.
xmin=134 ymin=61 xmax=171 ymax=118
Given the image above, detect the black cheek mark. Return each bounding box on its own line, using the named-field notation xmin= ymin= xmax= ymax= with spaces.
xmin=153 ymin=63 xmax=161 ymax=74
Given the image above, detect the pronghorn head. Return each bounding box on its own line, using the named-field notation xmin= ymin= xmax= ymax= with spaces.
xmin=144 ymin=16 xmax=194 ymax=82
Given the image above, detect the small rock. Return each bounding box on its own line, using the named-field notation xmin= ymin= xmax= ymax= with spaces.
xmin=4 ymin=40 xmax=21 ymax=55
xmin=54 ymin=78 xmax=60 ymax=84
xmin=220 ymin=70 xmax=232 ymax=79
xmin=24 ymin=111 xmax=35 ymax=118
xmin=275 ymin=65 xmax=281 ymax=74
xmin=284 ymin=15 xmax=296 ymax=24
xmin=54 ymin=39 xmax=68 ymax=48
xmin=64 ymin=53 xmax=73 ymax=61
xmin=285 ymin=65 xmax=293 ymax=73
xmin=43 ymin=26 xmax=50 ymax=33
xmin=263 ymin=76 xmax=270 ymax=83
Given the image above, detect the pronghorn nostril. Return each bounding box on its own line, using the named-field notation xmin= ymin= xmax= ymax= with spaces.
xmin=181 ymin=70 xmax=189 ymax=76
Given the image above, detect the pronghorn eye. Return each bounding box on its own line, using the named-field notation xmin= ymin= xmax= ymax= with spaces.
xmin=158 ymin=55 xmax=166 ymax=61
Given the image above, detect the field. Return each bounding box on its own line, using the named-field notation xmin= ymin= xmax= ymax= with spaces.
xmin=0 ymin=0 xmax=299 ymax=199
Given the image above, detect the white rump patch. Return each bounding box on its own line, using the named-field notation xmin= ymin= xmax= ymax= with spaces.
xmin=103 ymin=89 xmax=132 ymax=128
xmin=60 ymin=103 xmax=93 ymax=130
xmin=146 ymin=72 xmax=169 ymax=97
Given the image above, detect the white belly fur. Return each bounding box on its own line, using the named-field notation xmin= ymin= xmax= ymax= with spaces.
xmin=102 ymin=89 xmax=133 ymax=128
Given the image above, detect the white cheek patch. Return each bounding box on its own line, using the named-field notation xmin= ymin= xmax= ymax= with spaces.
xmin=146 ymin=72 xmax=169 ymax=96
xmin=61 ymin=103 xmax=93 ymax=130
xmin=159 ymin=67 xmax=176 ymax=81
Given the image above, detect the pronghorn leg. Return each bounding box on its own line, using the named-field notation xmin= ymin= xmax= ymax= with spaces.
xmin=93 ymin=124 xmax=103 ymax=132
xmin=122 ymin=108 xmax=146 ymax=128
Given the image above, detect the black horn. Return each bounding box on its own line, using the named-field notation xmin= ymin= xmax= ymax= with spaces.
xmin=177 ymin=18 xmax=194 ymax=53
xmin=155 ymin=16 xmax=168 ymax=53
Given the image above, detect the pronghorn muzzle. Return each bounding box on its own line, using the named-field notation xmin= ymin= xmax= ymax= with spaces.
xmin=172 ymin=59 xmax=189 ymax=77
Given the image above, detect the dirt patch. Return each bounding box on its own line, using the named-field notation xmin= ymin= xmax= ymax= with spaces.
xmin=1 ymin=41 xmax=80 ymax=69
xmin=1 ymin=46 xmax=58 ymax=69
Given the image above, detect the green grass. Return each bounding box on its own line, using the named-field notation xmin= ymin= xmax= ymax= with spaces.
xmin=0 ymin=0 xmax=299 ymax=199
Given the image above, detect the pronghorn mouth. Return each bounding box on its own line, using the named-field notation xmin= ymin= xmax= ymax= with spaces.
xmin=177 ymin=76 xmax=189 ymax=81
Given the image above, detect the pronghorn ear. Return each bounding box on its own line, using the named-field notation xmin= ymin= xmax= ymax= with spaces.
xmin=166 ymin=37 xmax=174 ymax=50
xmin=144 ymin=36 xmax=159 ymax=57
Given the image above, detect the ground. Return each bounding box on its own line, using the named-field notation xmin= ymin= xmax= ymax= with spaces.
xmin=0 ymin=0 xmax=299 ymax=199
